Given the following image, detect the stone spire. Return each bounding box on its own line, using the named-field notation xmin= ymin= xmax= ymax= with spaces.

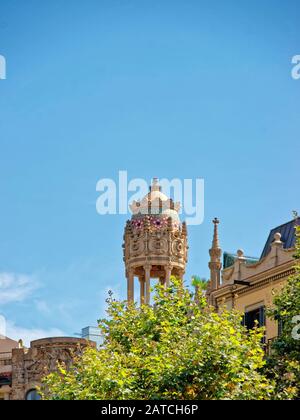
xmin=211 ymin=217 xmax=220 ymax=249
xmin=208 ymin=218 xmax=222 ymax=293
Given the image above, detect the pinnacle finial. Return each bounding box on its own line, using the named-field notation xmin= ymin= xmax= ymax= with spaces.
xmin=212 ymin=217 xmax=220 ymax=248
xmin=150 ymin=177 xmax=161 ymax=192
xmin=272 ymin=232 xmax=283 ymax=247
xmin=152 ymin=177 xmax=159 ymax=185
xmin=208 ymin=217 xmax=222 ymax=293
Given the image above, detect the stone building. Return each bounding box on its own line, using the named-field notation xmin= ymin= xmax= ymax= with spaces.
xmin=0 ymin=336 xmax=18 ymax=400
xmin=0 ymin=336 xmax=92 ymax=400
xmin=207 ymin=217 xmax=299 ymax=346
xmin=123 ymin=178 xmax=188 ymax=304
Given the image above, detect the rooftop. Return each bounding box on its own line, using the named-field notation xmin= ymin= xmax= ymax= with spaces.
xmin=0 ymin=337 xmax=18 ymax=354
xmin=260 ymin=217 xmax=299 ymax=259
xmin=223 ymin=217 xmax=299 ymax=269
xmin=223 ymin=252 xmax=259 ymax=269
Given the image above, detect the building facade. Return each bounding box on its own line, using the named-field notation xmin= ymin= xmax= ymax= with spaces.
xmin=81 ymin=326 xmax=103 ymax=348
xmin=0 ymin=337 xmax=18 ymax=400
xmin=0 ymin=336 xmax=92 ymax=400
xmin=207 ymin=218 xmax=299 ymax=345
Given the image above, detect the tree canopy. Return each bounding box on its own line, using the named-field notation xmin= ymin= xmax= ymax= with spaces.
xmin=267 ymin=221 xmax=300 ymax=398
xmin=42 ymin=279 xmax=276 ymax=400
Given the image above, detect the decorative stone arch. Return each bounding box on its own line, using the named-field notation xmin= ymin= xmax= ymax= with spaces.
xmin=24 ymin=382 xmax=41 ymax=400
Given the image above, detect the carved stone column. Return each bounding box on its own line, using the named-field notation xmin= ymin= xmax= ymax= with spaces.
xmin=159 ymin=276 xmax=166 ymax=288
xmin=144 ymin=265 xmax=151 ymax=304
xmin=139 ymin=276 xmax=145 ymax=305
xmin=178 ymin=269 xmax=185 ymax=284
xmin=127 ymin=269 xmax=134 ymax=303
xmin=165 ymin=264 xmax=172 ymax=287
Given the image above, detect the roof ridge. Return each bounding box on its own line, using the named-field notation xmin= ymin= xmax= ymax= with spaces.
xmin=223 ymin=251 xmax=259 ymax=260
xmin=267 ymin=217 xmax=300 ymax=232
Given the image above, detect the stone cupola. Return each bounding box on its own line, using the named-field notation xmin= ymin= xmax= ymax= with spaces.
xmin=123 ymin=178 xmax=188 ymax=305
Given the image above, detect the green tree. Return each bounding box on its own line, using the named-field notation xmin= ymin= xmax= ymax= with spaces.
xmin=266 ymin=220 xmax=300 ymax=399
xmin=42 ymin=279 xmax=276 ymax=400
xmin=191 ymin=275 xmax=208 ymax=292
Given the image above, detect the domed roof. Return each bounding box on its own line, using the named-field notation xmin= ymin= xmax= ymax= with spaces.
xmin=129 ymin=178 xmax=181 ymax=217
xmin=147 ymin=189 xmax=169 ymax=202
xmin=162 ymin=208 xmax=180 ymax=223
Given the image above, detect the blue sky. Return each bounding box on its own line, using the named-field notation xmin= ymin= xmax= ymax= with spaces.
xmin=0 ymin=0 xmax=299 ymax=344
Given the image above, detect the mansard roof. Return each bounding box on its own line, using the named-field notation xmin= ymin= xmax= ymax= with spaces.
xmin=260 ymin=217 xmax=300 ymax=259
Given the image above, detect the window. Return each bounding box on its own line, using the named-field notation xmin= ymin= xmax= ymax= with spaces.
xmin=25 ymin=389 xmax=41 ymax=401
xmin=0 ymin=359 xmax=12 ymax=366
xmin=0 ymin=376 xmax=11 ymax=386
xmin=244 ymin=305 xmax=266 ymax=344
xmin=244 ymin=306 xmax=265 ymax=330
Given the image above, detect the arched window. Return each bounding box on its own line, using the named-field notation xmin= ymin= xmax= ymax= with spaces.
xmin=25 ymin=389 xmax=41 ymax=400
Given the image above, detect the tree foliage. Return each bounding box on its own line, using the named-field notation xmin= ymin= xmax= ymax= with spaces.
xmin=191 ymin=276 xmax=208 ymax=292
xmin=266 ymin=221 xmax=300 ymax=398
xmin=42 ymin=279 xmax=276 ymax=400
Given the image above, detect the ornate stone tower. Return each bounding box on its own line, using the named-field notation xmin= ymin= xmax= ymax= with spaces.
xmin=123 ymin=178 xmax=188 ymax=305
xmin=208 ymin=217 xmax=222 ymax=304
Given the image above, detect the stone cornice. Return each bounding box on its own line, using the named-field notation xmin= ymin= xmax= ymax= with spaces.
xmin=211 ymin=260 xmax=295 ymax=300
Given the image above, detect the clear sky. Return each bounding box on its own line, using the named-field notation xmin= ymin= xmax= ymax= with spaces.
xmin=0 ymin=0 xmax=299 ymax=344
